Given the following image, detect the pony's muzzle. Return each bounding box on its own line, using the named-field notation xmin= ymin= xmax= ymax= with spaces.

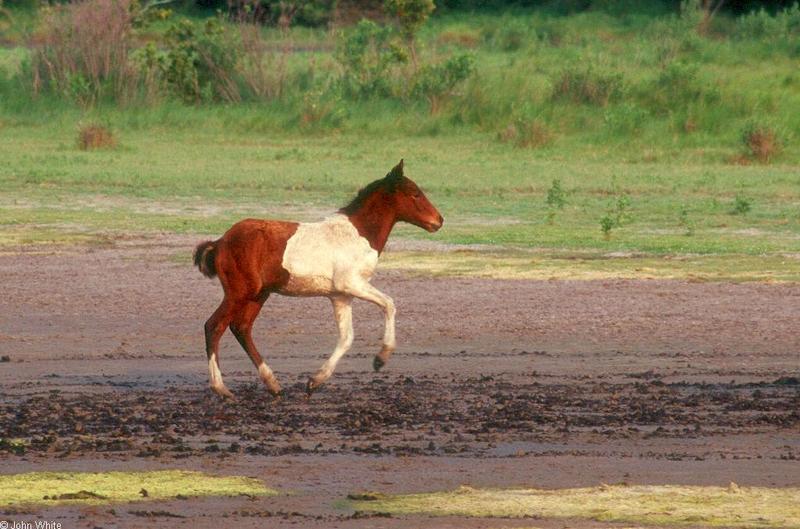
xmin=424 ymin=214 xmax=444 ymax=232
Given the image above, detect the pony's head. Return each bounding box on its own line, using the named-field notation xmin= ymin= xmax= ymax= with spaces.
xmin=382 ymin=160 xmax=443 ymax=232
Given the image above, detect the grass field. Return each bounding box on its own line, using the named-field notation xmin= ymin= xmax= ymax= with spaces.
xmin=1 ymin=5 xmax=799 ymax=281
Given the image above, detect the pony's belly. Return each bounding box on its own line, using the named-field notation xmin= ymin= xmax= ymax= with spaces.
xmin=278 ymin=275 xmax=335 ymax=297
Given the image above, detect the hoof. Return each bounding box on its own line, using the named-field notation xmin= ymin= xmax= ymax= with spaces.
xmin=373 ymin=355 xmax=385 ymax=372
xmin=211 ymin=385 xmax=235 ymax=400
xmin=265 ymin=381 xmax=283 ymax=398
xmin=270 ymin=388 xmax=285 ymax=400
xmin=305 ymin=377 xmax=322 ymax=398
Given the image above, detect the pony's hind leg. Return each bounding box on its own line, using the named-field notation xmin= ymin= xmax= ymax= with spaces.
xmin=229 ymin=297 xmax=282 ymax=397
xmin=204 ymin=299 xmax=236 ymax=399
xmin=307 ymin=295 xmax=353 ymax=396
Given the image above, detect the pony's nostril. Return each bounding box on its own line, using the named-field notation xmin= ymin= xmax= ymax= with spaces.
xmin=437 ymin=215 xmax=444 ymax=226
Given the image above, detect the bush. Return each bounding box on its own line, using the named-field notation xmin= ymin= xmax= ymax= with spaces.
xmin=412 ymin=53 xmax=474 ymax=114
xmin=480 ymin=18 xmax=537 ymax=52
xmin=77 ymin=123 xmax=116 ymax=150
xmin=732 ymin=193 xmax=752 ymax=215
xmin=160 ymin=18 xmax=240 ymax=103
xmin=734 ymin=4 xmax=800 ymax=40
xmin=740 ymin=121 xmax=782 ymax=163
xmin=336 ymin=19 xmax=408 ymax=99
xmin=30 ymin=0 xmax=138 ymax=105
xmin=499 ymin=118 xmax=553 ymax=149
xmin=552 ymin=67 xmax=623 ymax=107
xmin=226 ymin=0 xmax=336 ymax=28
xmin=603 ymin=103 xmax=648 ymax=133
xmin=642 ymin=60 xmax=719 ymax=118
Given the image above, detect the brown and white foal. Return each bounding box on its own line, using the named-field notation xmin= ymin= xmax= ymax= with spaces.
xmin=194 ymin=160 xmax=443 ymax=398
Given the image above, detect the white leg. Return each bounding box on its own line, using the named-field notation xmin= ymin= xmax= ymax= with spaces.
xmin=345 ymin=281 xmax=396 ymax=371
xmin=209 ymin=356 xmax=233 ymax=399
xmin=307 ymin=295 xmax=353 ymax=394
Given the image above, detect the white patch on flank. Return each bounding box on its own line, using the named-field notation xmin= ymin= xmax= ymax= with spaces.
xmin=280 ymin=214 xmax=379 ymax=296
xmin=278 ymin=214 xmax=397 ymax=387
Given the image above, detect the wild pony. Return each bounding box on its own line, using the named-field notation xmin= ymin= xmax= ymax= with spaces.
xmin=193 ymin=160 xmax=443 ymax=398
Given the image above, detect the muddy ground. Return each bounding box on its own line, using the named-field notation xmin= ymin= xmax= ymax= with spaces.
xmin=1 ymin=236 xmax=799 ymax=528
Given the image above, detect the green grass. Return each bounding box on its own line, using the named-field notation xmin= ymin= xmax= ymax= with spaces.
xmin=0 ymin=470 xmax=275 ymax=507
xmin=350 ymin=484 xmax=800 ymax=528
xmin=0 ymin=124 xmax=798 ymax=280
xmin=1 ymin=7 xmax=799 ymax=281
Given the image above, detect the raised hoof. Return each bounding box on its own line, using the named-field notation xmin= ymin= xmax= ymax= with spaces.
xmin=373 ymin=355 xmax=386 ymax=372
xmin=211 ymin=385 xmax=235 ymax=400
xmin=270 ymin=388 xmax=285 ymax=400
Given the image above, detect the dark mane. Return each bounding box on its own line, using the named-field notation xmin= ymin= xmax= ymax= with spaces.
xmin=339 ymin=178 xmax=390 ymax=216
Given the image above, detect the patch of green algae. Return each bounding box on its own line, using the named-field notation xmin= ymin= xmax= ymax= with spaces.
xmin=351 ymin=484 xmax=800 ymax=528
xmin=0 ymin=470 xmax=275 ymax=507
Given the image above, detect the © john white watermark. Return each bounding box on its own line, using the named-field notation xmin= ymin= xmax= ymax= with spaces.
xmin=0 ymin=521 xmax=63 ymax=529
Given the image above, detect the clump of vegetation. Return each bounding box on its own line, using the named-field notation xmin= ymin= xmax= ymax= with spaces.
xmin=732 ymin=193 xmax=753 ymax=215
xmin=545 ymin=178 xmax=566 ymax=224
xmin=600 ymin=213 xmax=615 ymax=239
xmin=413 ymin=53 xmax=474 ymax=114
xmin=384 ymin=0 xmax=435 ymax=67
xmin=77 ymin=123 xmax=116 ymax=150
xmin=603 ymin=103 xmax=648 ymax=133
xmin=600 ymin=190 xmax=632 ymax=239
xmin=136 ymin=18 xmax=239 ymax=104
xmin=336 ymin=19 xmax=408 ymax=100
xmin=740 ymin=121 xmax=782 ymax=164
xmin=678 ymin=205 xmax=695 ymax=236
xmin=499 ymin=118 xmax=553 ymax=149
xmin=552 ymin=68 xmax=623 ymax=107
xmin=30 ymin=0 xmax=138 ymax=105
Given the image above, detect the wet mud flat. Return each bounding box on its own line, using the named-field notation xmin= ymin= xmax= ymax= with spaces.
xmin=1 ymin=239 xmax=800 ymax=527
xmin=2 ymin=373 xmax=798 ymax=461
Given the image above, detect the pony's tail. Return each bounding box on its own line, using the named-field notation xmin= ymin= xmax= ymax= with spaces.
xmin=193 ymin=240 xmax=218 ymax=278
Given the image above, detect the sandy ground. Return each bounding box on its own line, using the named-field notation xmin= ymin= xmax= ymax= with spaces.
xmin=1 ymin=236 xmax=799 ymax=528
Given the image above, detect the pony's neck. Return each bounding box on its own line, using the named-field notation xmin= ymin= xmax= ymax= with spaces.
xmin=344 ymin=194 xmax=397 ymax=253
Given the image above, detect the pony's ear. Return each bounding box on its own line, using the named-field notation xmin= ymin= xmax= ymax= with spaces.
xmin=385 ymin=159 xmax=404 ymax=181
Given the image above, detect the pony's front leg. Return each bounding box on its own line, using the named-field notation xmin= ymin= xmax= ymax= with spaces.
xmin=345 ymin=281 xmax=396 ymax=372
xmin=307 ymin=295 xmax=353 ymax=395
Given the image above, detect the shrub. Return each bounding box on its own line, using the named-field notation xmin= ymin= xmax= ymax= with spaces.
xmin=546 ymin=178 xmax=566 ymax=209
xmin=603 ymin=103 xmax=648 ymax=133
xmin=226 ymin=0 xmax=336 ymax=28
xmin=159 ymin=18 xmax=241 ymax=103
xmin=30 ymin=0 xmax=138 ymax=105
xmin=734 ymin=4 xmax=800 ymax=40
xmin=237 ymin=22 xmax=289 ymax=101
xmin=77 ymin=123 xmax=116 ymax=150
xmin=600 ymin=213 xmax=615 ymax=238
xmin=412 ymin=53 xmax=474 ymax=114
xmin=740 ymin=121 xmax=782 ymax=163
xmin=678 ymin=205 xmax=695 ymax=236
xmin=336 ymin=19 xmax=408 ymax=100
xmin=552 ymin=68 xmax=623 ymax=107
xmin=481 ymin=19 xmax=536 ymax=52
xmin=600 ymin=189 xmax=632 ymax=238
xmin=499 ymin=118 xmax=552 ymax=149
xmin=545 ymin=177 xmax=566 ymax=224
xmin=732 ymin=194 xmax=752 ymax=215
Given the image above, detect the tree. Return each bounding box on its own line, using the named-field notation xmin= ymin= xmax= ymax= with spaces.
xmin=383 ymin=0 xmax=434 ymax=69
